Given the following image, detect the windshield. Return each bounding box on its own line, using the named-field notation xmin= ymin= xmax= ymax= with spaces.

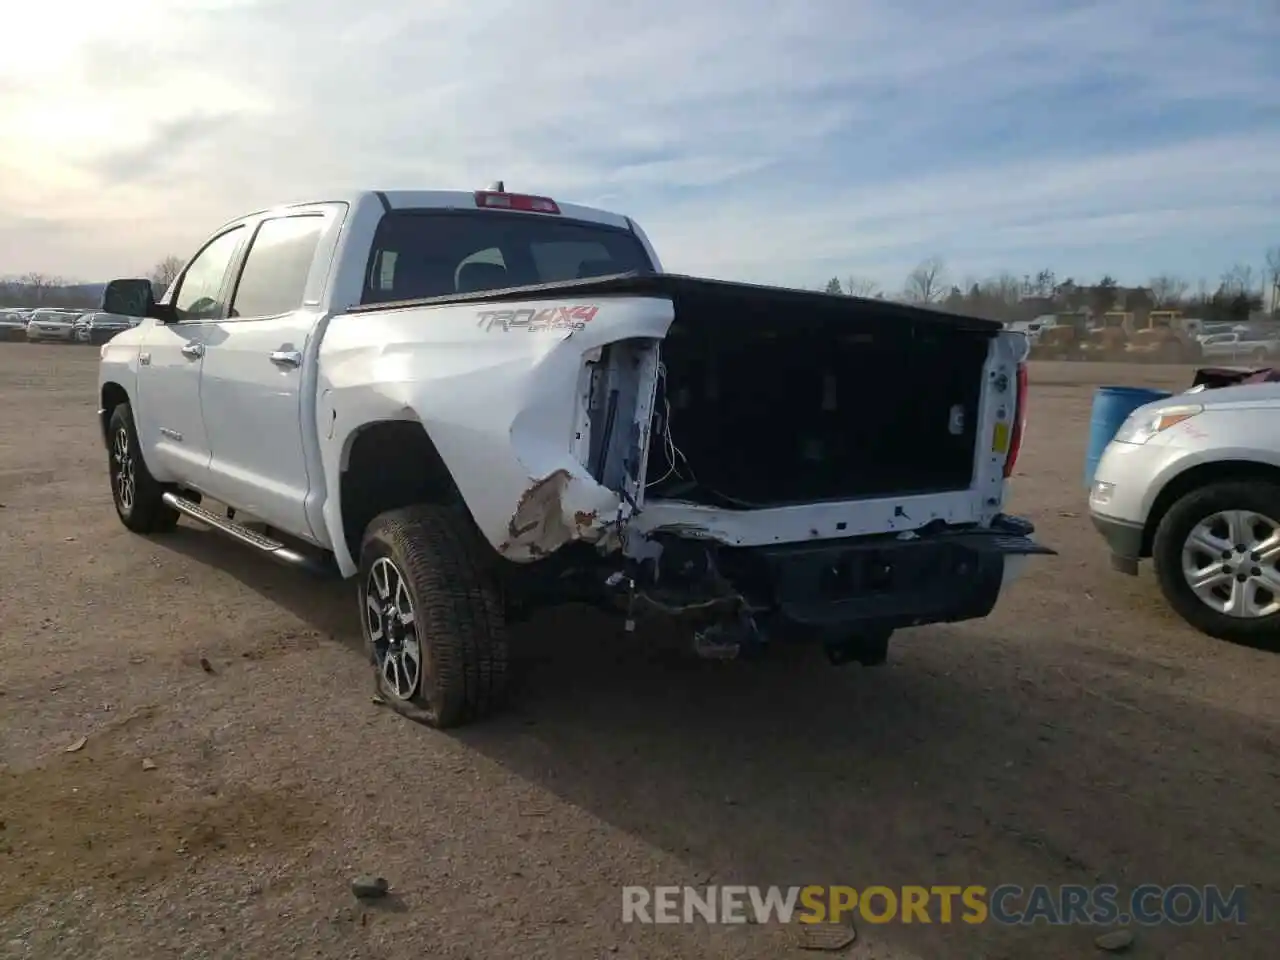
xmin=361 ymin=210 xmax=655 ymax=304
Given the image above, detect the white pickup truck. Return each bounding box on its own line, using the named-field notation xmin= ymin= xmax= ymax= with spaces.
xmin=97 ymin=186 xmax=1053 ymax=727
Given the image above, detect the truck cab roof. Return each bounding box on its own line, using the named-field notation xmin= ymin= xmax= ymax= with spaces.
xmin=217 ymin=189 xmax=635 ymax=236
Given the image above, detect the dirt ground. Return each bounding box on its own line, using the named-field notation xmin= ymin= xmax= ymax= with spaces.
xmin=0 ymin=345 xmax=1276 ymax=960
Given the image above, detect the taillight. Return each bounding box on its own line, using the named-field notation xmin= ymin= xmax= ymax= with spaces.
xmin=474 ymin=191 xmax=560 ymax=214
xmin=1004 ymin=362 xmax=1028 ymax=478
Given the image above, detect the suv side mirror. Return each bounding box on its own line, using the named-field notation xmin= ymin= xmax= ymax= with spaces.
xmin=101 ymin=278 xmax=157 ymax=319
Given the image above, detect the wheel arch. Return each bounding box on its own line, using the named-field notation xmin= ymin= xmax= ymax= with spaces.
xmin=335 ymin=418 xmax=464 ymax=567
xmin=100 ymin=381 xmax=131 ymax=449
xmin=1142 ymin=459 xmax=1280 ymax=557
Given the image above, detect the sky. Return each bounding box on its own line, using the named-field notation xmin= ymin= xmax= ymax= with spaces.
xmin=1 ymin=0 xmax=1277 ymax=293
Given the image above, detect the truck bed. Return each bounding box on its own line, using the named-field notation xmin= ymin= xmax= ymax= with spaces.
xmin=345 ymin=272 xmax=1003 ymax=335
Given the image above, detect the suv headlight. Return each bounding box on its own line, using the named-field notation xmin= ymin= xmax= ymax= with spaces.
xmin=1112 ymin=404 xmax=1202 ymax=445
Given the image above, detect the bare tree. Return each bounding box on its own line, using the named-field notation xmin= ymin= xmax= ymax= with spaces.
xmin=982 ymin=273 xmax=1022 ymax=308
xmin=1148 ymin=274 xmax=1189 ymax=307
xmin=15 ymin=272 xmax=64 ymax=306
xmin=1220 ymin=263 xmax=1257 ymax=297
xmin=1031 ymin=268 xmax=1056 ymax=297
xmin=844 ymin=275 xmax=881 ymax=298
xmin=903 ymin=257 xmax=946 ymax=304
xmin=1265 ymin=247 xmax=1280 ymax=314
xmin=149 ymin=255 xmax=185 ymax=295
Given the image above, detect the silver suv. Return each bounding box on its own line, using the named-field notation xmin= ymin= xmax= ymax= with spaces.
xmin=1089 ymin=377 xmax=1280 ymax=646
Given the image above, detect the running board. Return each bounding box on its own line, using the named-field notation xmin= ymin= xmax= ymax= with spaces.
xmin=162 ymin=492 xmax=337 ymax=578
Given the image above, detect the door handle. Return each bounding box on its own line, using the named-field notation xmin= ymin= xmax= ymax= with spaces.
xmin=181 ymin=341 xmax=204 ymax=359
xmin=269 ymin=350 xmax=302 ymax=368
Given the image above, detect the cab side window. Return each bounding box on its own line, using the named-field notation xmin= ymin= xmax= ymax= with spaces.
xmin=229 ymin=215 xmax=326 ymax=319
xmin=172 ymin=227 xmax=245 ymax=322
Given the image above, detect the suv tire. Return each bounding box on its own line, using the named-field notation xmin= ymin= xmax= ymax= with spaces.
xmin=1152 ymin=480 xmax=1280 ymax=648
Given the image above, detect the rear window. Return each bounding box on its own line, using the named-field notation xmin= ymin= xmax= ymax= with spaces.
xmin=361 ymin=210 xmax=654 ymax=304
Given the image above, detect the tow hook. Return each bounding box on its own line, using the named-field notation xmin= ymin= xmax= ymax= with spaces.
xmin=693 ymin=610 xmax=763 ymax=660
xmin=822 ymin=629 xmax=892 ymax=667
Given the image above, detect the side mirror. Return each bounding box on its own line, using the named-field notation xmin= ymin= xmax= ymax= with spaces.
xmin=101 ymin=279 xmax=156 ymax=319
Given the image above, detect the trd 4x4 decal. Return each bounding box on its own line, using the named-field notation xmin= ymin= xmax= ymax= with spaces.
xmin=476 ymin=305 xmax=599 ymax=333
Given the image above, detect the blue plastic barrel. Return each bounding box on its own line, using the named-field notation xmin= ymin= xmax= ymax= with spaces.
xmin=1084 ymin=386 xmax=1172 ymax=488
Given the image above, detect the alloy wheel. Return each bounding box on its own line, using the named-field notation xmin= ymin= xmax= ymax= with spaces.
xmin=111 ymin=427 xmax=135 ymax=512
xmin=1181 ymin=510 xmax=1280 ymax=619
xmin=365 ymin=557 xmax=423 ymax=700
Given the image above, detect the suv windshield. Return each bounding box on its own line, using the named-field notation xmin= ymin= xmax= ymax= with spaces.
xmin=361 ymin=210 xmax=654 ymax=304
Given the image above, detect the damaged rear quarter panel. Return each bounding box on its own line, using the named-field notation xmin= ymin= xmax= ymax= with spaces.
xmin=315 ymin=296 xmax=674 ymax=571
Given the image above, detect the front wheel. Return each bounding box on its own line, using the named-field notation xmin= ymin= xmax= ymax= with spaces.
xmin=358 ymin=505 xmax=509 ymax=728
xmin=1152 ymin=480 xmax=1280 ymax=648
xmin=107 ymin=402 xmax=179 ymax=533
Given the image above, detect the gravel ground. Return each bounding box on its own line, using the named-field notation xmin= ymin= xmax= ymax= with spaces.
xmin=0 ymin=344 xmax=1277 ymax=959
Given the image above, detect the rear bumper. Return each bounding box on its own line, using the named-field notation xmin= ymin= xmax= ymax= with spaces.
xmin=728 ymin=515 xmax=1054 ymax=633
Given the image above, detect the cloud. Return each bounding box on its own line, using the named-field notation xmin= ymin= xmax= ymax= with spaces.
xmin=89 ymin=113 xmax=244 ymax=185
xmin=1 ymin=0 xmax=1276 ymax=290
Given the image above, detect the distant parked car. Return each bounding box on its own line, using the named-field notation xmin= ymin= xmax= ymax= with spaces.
xmin=0 ymin=310 xmax=27 ymax=341
xmin=1198 ymin=331 xmax=1279 ymax=363
xmin=1196 ymin=322 xmax=1236 ymax=338
xmin=74 ymin=312 xmax=138 ymax=345
xmin=25 ymin=309 xmax=79 ymax=342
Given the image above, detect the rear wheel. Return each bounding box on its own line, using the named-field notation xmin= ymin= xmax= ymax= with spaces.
xmin=359 ymin=505 xmax=509 ymax=728
xmin=1152 ymin=480 xmax=1280 ymax=648
xmin=107 ymin=402 xmax=179 ymax=533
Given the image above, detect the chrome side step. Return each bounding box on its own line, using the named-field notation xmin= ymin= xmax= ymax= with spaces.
xmin=162 ymin=492 xmax=337 ymax=577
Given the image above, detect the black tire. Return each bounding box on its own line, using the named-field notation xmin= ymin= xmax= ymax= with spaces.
xmin=1152 ymin=480 xmax=1280 ymax=648
xmin=107 ymin=402 xmax=179 ymax=534
xmin=359 ymin=505 xmax=508 ymax=728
